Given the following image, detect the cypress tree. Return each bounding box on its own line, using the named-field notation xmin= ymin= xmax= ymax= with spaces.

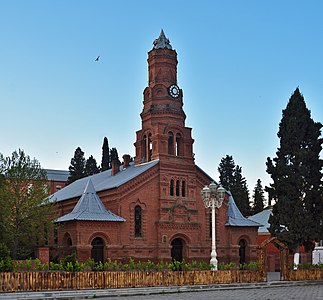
xmin=110 ymin=147 xmax=119 ymax=163
xmin=85 ymin=155 xmax=100 ymax=176
xmin=218 ymin=155 xmax=235 ymax=191
xmin=101 ymin=137 xmax=110 ymax=171
xmin=252 ymin=179 xmax=265 ymax=214
xmin=218 ymin=155 xmax=251 ymax=216
xmin=266 ymin=88 xmax=323 ymax=251
xmin=68 ymin=147 xmax=86 ymax=183
xmin=231 ymin=165 xmax=251 ymax=217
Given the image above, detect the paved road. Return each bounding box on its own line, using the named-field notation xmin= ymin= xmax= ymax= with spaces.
xmin=98 ymin=284 xmax=323 ymax=300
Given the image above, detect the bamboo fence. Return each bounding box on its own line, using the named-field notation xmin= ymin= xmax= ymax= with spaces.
xmin=0 ymin=270 xmax=263 ymax=293
xmin=285 ymin=269 xmax=323 ymax=281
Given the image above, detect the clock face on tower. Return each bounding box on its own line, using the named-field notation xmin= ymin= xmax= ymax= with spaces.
xmin=168 ymin=84 xmax=180 ymax=98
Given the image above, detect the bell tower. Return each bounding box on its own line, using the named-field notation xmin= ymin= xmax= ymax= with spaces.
xmin=134 ymin=30 xmax=194 ymax=165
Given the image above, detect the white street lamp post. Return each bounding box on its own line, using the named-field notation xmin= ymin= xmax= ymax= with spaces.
xmin=200 ymin=182 xmax=225 ymax=271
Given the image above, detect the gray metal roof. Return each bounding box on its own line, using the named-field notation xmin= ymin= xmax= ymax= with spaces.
xmin=55 ymin=179 xmax=125 ymax=223
xmin=49 ymin=160 xmax=159 ymax=203
xmin=248 ymin=207 xmax=273 ymax=233
xmin=225 ymin=193 xmax=261 ymax=227
xmin=153 ymin=29 xmax=172 ymax=50
xmin=45 ymin=169 xmax=69 ymax=182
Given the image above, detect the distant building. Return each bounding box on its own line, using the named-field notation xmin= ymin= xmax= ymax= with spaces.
xmin=49 ymin=31 xmax=259 ymax=264
xmin=248 ymin=206 xmax=312 ymax=271
xmin=248 ymin=207 xmax=277 ymax=271
xmin=45 ymin=169 xmax=69 ymax=193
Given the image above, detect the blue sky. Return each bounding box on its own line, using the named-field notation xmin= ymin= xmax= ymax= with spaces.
xmin=1 ymin=1 xmax=322 ymax=200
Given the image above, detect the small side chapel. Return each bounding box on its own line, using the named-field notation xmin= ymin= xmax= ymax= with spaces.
xmin=50 ymin=30 xmax=259 ymax=264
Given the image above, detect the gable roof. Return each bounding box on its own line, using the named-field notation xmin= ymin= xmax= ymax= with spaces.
xmin=225 ymin=193 xmax=260 ymax=227
xmin=49 ymin=160 xmax=159 ymax=203
xmin=55 ymin=179 xmax=125 ymax=222
xmin=248 ymin=207 xmax=273 ymax=233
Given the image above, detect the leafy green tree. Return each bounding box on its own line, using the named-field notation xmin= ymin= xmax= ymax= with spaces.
xmin=0 ymin=150 xmax=56 ymax=259
xmin=0 ymin=169 xmax=9 ymax=259
xmin=68 ymin=147 xmax=86 ymax=183
xmin=266 ymin=88 xmax=323 ymax=251
xmin=101 ymin=137 xmax=110 ymax=171
xmin=252 ymin=179 xmax=265 ymax=214
xmin=85 ymin=155 xmax=99 ymax=176
xmin=218 ymin=155 xmax=251 ymax=216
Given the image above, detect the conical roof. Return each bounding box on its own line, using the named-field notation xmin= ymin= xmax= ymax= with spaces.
xmin=55 ymin=179 xmax=125 ymax=222
xmin=153 ymin=29 xmax=172 ymax=50
xmin=248 ymin=207 xmax=273 ymax=233
xmin=225 ymin=192 xmax=260 ymax=227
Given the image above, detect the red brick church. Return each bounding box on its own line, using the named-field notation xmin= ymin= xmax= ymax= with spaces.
xmin=49 ymin=30 xmax=259 ymax=264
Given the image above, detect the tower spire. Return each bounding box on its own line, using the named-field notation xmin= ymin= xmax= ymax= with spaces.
xmin=153 ymin=29 xmax=172 ymax=50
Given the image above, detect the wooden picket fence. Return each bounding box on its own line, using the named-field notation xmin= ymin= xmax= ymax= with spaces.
xmin=0 ymin=270 xmax=264 ymax=293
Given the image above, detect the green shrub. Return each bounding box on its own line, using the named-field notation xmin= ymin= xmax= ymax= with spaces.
xmin=218 ymin=262 xmax=238 ymax=270
xmin=95 ymin=262 xmax=104 ymax=271
xmin=25 ymin=259 xmax=32 ymax=271
xmin=129 ymin=257 xmax=135 ymax=271
xmin=156 ymin=261 xmax=166 ymax=271
xmin=60 ymin=252 xmax=84 ymax=271
xmin=84 ymin=258 xmax=96 ymax=271
xmin=34 ymin=258 xmax=47 ymax=271
xmin=170 ymin=260 xmax=182 ymax=271
xmin=197 ymin=261 xmax=209 ymax=270
xmin=240 ymin=261 xmax=259 ymax=270
xmin=297 ymin=263 xmax=323 ymax=269
xmin=50 ymin=261 xmax=64 ymax=271
xmin=2 ymin=256 xmax=262 ymax=273
xmin=0 ymin=257 xmax=14 ymax=272
xmin=13 ymin=260 xmax=24 ymax=271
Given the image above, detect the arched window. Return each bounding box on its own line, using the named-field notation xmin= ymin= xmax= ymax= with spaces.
xmin=54 ymin=227 xmax=58 ymax=245
xmin=66 ymin=237 xmax=72 ymax=246
xmin=148 ymin=133 xmax=152 ymax=161
xmin=181 ymin=180 xmax=186 ymax=197
xmin=63 ymin=234 xmax=73 ymax=256
xmin=168 ymin=132 xmax=174 ymax=155
xmin=135 ymin=205 xmax=142 ymax=238
xmin=170 ymin=179 xmax=174 ymax=196
xmin=91 ymin=237 xmax=104 ymax=263
xmin=176 ymin=180 xmax=180 ymax=196
xmin=239 ymin=239 xmax=247 ymax=265
xmin=176 ymin=133 xmax=183 ymax=156
xmin=143 ymin=135 xmax=147 ymax=162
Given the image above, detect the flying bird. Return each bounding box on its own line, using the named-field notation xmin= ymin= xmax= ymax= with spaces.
xmin=95 ymin=55 xmax=100 ymax=61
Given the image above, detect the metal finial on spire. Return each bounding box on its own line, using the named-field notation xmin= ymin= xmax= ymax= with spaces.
xmin=153 ymin=29 xmax=172 ymax=50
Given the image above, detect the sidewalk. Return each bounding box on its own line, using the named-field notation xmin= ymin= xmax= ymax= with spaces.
xmin=1 ymin=276 xmax=322 ymax=300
